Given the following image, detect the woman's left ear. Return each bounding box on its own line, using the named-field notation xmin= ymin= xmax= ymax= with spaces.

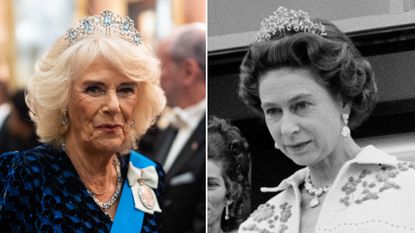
xmin=226 ymin=199 xmax=233 ymax=206
xmin=341 ymin=100 xmax=351 ymax=115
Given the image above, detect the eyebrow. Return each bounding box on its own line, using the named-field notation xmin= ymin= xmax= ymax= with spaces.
xmin=288 ymin=93 xmax=314 ymax=104
xmin=119 ymin=82 xmax=138 ymax=87
xmin=261 ymin=93 xmax=314 ymax=109
xmin=82 ymin=81 xmax=138 ymax=87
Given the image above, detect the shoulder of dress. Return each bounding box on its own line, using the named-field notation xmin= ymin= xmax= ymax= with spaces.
xmin=352 ymin=160 xmax=415 ymax=178
xmin=336 ymin=160 xmax=415 ymax=207
xmin=0 ymin=144 xmax=59 ymax=176
xmin=0 ymin=145 xmax=58 ymax=196
xmin=239 ymin=193 xmax=293 ymax=233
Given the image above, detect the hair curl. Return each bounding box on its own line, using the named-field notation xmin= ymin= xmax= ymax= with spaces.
xmin=26 ymin=34 xmax=166 ymax=149
xmin=208 ymin=116 xmax=251 ymax=232
xmin=239 ymin=19 xmax=377 ymax=129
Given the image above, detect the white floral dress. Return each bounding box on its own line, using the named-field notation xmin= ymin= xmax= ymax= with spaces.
xmin=239 ymin=146 xmax=415 ymax=233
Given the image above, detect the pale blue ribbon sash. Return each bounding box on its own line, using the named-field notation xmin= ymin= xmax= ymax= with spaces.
xmin=110 ymin=151 xmax=157 ymax=233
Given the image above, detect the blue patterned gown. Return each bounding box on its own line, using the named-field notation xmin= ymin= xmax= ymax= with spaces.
xmin=0 ymin=144 xmax=164 ymax=232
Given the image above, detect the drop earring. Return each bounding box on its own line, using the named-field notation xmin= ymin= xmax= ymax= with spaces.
xmin=130 ymin=120 xmax=135 ymax=128
xmin=224 ymin=204 xmax=230 ymax=220
xmin=341 ymin=114 xmax=350 ymax=137
xmin=61 ymin=111 xmax=69 ymax=125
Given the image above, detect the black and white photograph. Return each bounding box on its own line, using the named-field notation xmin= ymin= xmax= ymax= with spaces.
xmin=208 ymin=0 xmax=415 ymax=232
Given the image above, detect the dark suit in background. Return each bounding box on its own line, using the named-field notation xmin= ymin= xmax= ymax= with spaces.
xmin=148 ymin=116 xmax=205 ymax=233
xmin=138 ymin=23 xmax=206 ymax=233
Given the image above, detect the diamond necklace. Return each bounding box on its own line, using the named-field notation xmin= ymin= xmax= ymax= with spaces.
xmin=86 ymin=156 xmax=123 ymax=219
xmin=304 ymin=170 xmax=330 ymax=208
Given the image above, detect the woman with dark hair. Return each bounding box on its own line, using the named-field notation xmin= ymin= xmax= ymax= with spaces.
xmin=208 ymin=117 xmax=251 ymax=233
xmin=238 ymin=7 xmax=415 ymax=233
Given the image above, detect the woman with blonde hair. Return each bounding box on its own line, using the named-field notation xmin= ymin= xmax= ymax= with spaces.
xmin=0 ymin=11 xmax=165 ymax=232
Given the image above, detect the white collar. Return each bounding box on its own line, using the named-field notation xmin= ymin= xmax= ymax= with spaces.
xmin=261 ymin=145 xmax=398 ymax=193
xmin=169 ymin=99 xmax=206 ymax=129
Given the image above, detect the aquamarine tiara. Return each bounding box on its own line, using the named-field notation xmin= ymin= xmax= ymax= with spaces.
xmin=256 ymin=6 xmax=327 ymax=42
xmin=65 ymin=10 xmax=142 ymax=46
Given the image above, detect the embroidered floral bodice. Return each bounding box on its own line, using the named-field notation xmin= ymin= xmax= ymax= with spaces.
xmin=239 ymin=146 xmax=415 ymax=233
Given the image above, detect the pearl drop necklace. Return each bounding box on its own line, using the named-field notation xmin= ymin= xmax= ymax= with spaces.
xmin=86 ymin=157 xmax=123 ymax=219
xmin=304 ymin=170 xmax=330 ymax=208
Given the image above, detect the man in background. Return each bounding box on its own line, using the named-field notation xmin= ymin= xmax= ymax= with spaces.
xmin=0 ymin=89 xmax=39 ymax=154
xmin=0 ymin=62 xmax=10 ymax=129
xmin=139 ymin=23 xmax=206 ymax=233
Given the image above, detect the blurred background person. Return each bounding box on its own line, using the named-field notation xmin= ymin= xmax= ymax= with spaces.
xmin=138 ymin=23 xmax=206 ymax=233
xmin=208 ymin=116 xmax=251 ymax=233
xmin=0 ymin=89 xmax=39 ymax=153
xmin=0 ymin=62 xmax=10 ymax=129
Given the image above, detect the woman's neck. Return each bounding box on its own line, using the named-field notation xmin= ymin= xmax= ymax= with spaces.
xmin=64 ymin=137 xmax=117 ymax=195
xmin=208 ymin=221 xmax=224 ymax=233
xmin=308 ymin=137 xmax=361 ymax=187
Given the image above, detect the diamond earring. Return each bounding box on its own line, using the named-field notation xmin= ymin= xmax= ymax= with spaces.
xmin=341 ymin=114 xmax=350 ymax=137
xmin=224 ymin=204 xmax=230 ymax=220
xmin=274 ymin=141 xmax=280 ymax=149
xmin=61 ymin=111 xmax=69 ymax=125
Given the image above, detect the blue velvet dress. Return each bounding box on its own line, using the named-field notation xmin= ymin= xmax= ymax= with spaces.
xmin=0 ymin=144 xmax=164 ymax=232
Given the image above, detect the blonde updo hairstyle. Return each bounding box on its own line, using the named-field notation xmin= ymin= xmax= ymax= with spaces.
xmin=26 ymin=34 xmax=166 ymax=149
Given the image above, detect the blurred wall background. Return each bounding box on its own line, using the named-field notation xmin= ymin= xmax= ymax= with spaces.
xmin=0 ymin=0 xmax=206 ymax=90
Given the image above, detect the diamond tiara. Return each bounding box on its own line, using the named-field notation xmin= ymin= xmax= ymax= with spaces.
xmin=65 ymin=10 xmax=143 ymax=46
xmin=256 ymin=6 xmax=327 ymax=42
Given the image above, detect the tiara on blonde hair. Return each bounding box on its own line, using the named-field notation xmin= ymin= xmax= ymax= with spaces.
xmin=65 ymin=10 xmax=143 ymax=46
xmin=256 ymin=6 xmax=327 ymax=42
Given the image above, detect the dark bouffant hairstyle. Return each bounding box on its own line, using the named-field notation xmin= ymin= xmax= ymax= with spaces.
xmin=208 ymin=116 xmax=251 ymax=232
xmin=239 ymin=19 xmax=377 ymax=129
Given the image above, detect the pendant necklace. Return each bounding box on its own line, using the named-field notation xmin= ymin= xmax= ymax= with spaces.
xmin=86 ymin=156 xmax=123 ymax=220
xmin=304 ymin=170 xmax=330 ymax=208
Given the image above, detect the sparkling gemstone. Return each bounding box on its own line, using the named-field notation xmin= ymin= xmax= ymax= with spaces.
xmin=83 ymin=19 xmax=94 ymax=33
xmin=133 ymin=33 xmax=142 ymax=44
xmin=309 ymin=196 xmax=319 ymax=208
xmin=103 ymin=11 xmax=112 ymax=26
xmin=341 ymin=126 xmax=350 ymax=136
xmin=68 ymin=29 xmax=77 ymax=40
xmin=122 ymin=20 xmax=130 ymax=31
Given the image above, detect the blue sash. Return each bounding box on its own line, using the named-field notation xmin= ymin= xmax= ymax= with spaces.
xmin=110 ymin=151 xmax=156 ymax=233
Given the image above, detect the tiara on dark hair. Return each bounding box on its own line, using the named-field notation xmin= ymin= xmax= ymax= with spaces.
xmin=256 ymin=6 xmax=327 ymax=42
